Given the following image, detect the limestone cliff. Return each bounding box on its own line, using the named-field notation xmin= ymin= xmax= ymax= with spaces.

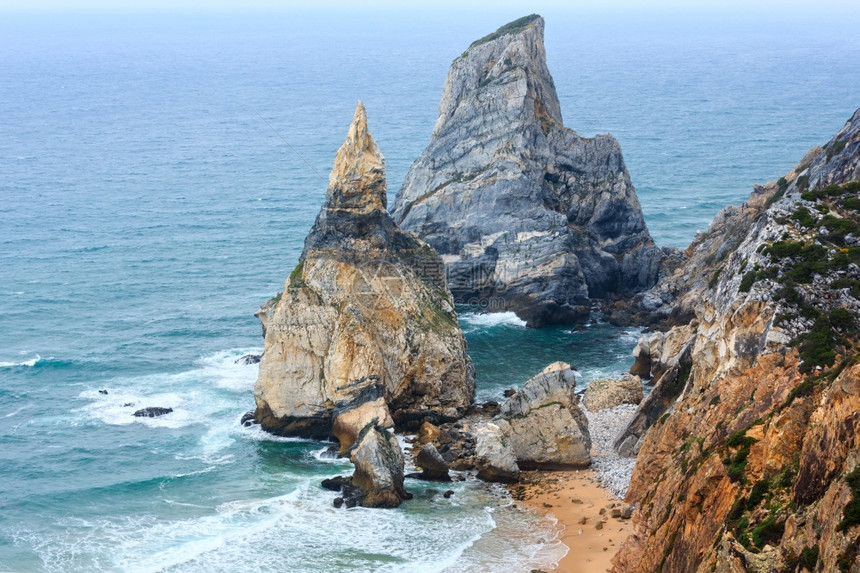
xmin=253 ymin=102 xmax=475 ymax=442
xmin=612 ymin=108 xmax=860 ymax=572
xmin=391 ymin=15 xmax=663 ymax=327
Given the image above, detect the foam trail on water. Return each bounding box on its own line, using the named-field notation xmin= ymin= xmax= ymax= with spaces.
xmin=458 ymin=311 xmax=526 ymax=331
xmin=0 ymin=353 xmax=41 ymax=367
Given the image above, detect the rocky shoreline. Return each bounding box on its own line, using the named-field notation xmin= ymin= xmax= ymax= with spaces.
xmin=244 ymin=11 xmax=860 ymax=573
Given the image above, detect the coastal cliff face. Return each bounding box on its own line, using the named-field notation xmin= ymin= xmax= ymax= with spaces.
xmin=253 ymin=102 xmax=475 ymax=444
xmin=613 ymin=108 xmax=860 ymax=572
xmin=391 ymin=15 xmax=663 ymax=327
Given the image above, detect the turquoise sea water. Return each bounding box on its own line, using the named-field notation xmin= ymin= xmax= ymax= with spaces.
xmin=1 ymin=9 xmax=859 ymax=572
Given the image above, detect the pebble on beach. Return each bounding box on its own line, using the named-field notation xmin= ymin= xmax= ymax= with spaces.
xmin=583 ymin=403 xmax=638 ymax=500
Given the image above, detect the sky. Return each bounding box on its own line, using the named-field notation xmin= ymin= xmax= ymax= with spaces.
xmin=1 ymin=0 xmax=859 ymax=14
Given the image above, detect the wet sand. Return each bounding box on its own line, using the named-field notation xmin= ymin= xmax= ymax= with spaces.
xmin=510 ymin=469 xmax=633 ymax=573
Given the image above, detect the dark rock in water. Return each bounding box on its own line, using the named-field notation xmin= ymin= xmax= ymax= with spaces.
xmin=414 ymin=444 xmax=451 ymax=481
xmin=235 ymin=354 xmax=261 ymax=365
xmin=99 ymin=389 xmax=108 ymax=395
xmin=503 ymin=388 xmax=517 ymax=398
xmin=344 ymin=496 xmax=359 ymax=509
xmin=469 ymin=401 xmax=501 ymax=417
xmin=240 ymin=410 xmax=259 ymax=427
xmin=321 ymin=476 xmax=352 ymax=492
xmin=122 ymin=402 xmax=135 ymax=408
xmin=391 ymin=15 xmax=662 ymax=327
xmin=333 ymin=497 xmax=344 ymax=508
xmin=133 ymin=407 xmax=173 ymax=418
xmin=443 ymin=490 xmax=454 ymax=498
xmin=319 ymin=444 xmax=340 ymax=459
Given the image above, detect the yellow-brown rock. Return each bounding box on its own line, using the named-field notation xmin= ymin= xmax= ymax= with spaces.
xmin=611 ymin=109 xmax=860 ymax=572
xmin=253 ymin=102 xmax=474 ymax=443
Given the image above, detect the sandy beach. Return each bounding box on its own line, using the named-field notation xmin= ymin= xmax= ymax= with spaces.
xmin=511 ymin=469 xmax=633 ymax=573
xmin=508 ymin=404 xmax=639 ymax=572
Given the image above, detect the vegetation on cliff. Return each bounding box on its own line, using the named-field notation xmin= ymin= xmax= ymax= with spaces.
xmin=613 ymin=108 xmax=860 ymax=572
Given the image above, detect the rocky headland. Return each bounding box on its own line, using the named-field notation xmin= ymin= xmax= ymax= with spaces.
xmin=252 ymin=102 xmax=474 ymax=507
xmin=245 ymin=12 xmax=859 ymax=571
xmin=391 ymin=15 xmax=664 ymax=327
xmin=611 ymin=108 xmax=860 ymax=572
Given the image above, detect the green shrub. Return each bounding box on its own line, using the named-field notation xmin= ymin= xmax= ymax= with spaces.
xmin=746 ymin=479 xmax=770 ymax=510
xmin=791 ymin=206 xmax=816 ymax=227
xmin=843 ymin=197 xmax=860 ymax=210
xmin=739 ymin=271 xmax=757 ymax=293
xmin=751 ymin=515 xmax=785 ymax=547
xmin=827 ymin=140 xmax=847 ymax=160
xmin=838 ymin=467 xmax=860 ymax=531
xmin=799 ymin=545 xmax=820 ymax=571
xmin=288 ymin=260 xmax=306 ymax=288
xmin=832 ymin=277 xmax=860 ymax=298
xmin=830 ymin=308 xmax=855 ymax=331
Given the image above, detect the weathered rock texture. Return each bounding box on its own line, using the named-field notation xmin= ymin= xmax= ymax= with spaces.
xmin=413 ymin=443 xmax=450 ymax=481
xmin=496 ymin=362 xmax=591 ymax=469
xmin=582 ymin=374 xmax=644 ymax=412
xmin=350 ymin=423 xmax=409 ymax=508
xmin=253 ymin=103 xmax=475 ymax=508
xmin=475 ymin=362 xmax=591 ymax=481
xmin=391 ymin=15 xmax=663 ymax=327
xmin=475 ymin=422 xmax=520 ymax=482
xmin=612 ymin=108 xmax=860 ymax=572
xmin=254 ymin=102 xmax=474 ymax=442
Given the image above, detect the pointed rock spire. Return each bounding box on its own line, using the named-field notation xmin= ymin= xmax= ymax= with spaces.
xmin=325 ymin=101 xmax=387 ymax=213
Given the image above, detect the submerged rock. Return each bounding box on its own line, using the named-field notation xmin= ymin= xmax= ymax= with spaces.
xmin=240 ymin=410 xmax=259 ymax=427
xmin=235 ymin=354 xmax=261 ymax=365
xmin=133 ymin=407 xmax=173 ymax=418
xmin=392 ymin=15 xmax=662 ymax=327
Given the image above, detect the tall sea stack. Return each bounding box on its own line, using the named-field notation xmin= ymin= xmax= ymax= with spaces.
xmin=253 ymin=102 xmax=474 ymax=442
xmin=392 ymin=15 xmax=663 ymax=327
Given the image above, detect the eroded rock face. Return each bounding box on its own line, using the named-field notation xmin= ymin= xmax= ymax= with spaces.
xmin=612 ymin=108 xmax=860 ymax=572
xmin=391 ymin=15 xmax=662 ymax=327
xmin=413 ymin=443 xmax=450 ymax=481
xmin=253 ymin=102 xmax=474 ymax=442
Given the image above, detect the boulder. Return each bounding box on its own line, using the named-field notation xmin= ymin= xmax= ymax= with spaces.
xmin=475 ymin=422 xmax=520 ymax=483
xmin=391 ymin=15 xmax=662 ymax=327
xmin=133 ymin=407 xmax=173 ymax=418
xmin=235 ymin=354 xmax=261 ymax=365
xmin=495 ymin=362 xmax=591 ymax=470
xmin=416 ymin=421 xmax=441 ymax=445
xmin=413 ymin=443 xmax=450 ymax=481
xmin=582 ymin=374 xmax=643 ymax=412
xmin=350 ymin=423 xmax=410 ymax=508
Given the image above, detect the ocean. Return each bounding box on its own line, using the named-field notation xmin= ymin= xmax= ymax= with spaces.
xmin=1 ymin=8 xmax=858 ymax=572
